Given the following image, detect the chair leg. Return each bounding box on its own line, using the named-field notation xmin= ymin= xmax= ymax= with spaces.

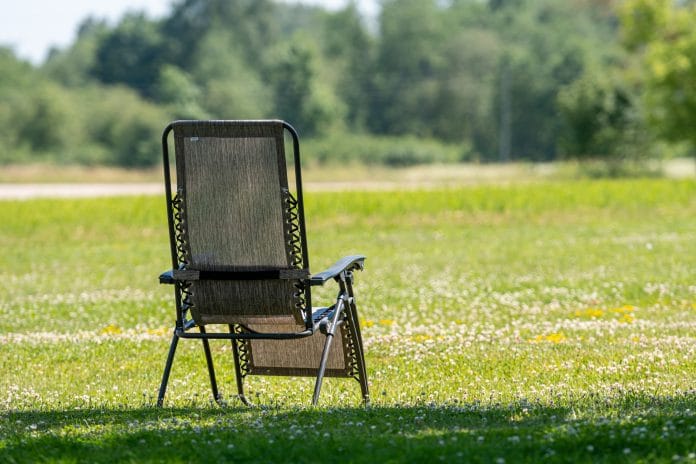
xmin=357 ymin=350 xmax=370 ymax=405
xmin=312 ymin=332 xmax=335 ymax=406
xmin=229 ymin=325 xmax=253 ymax=406
xmin=157 ymin=331 xmax=179 ymax=407
xmin=344 ymin=280 xmax=370 ymax=405
xmin=312 ymin=297 xmax=346 ymax=406
xmin=349 ymin=308 xmax=370 ymax=404
xmin=199 ymin=326 xmax=221 ymax=404
xmin=349 ymin=319 xmax=370 ymax=404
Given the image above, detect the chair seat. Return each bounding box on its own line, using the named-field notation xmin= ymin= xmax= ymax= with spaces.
xmin=244 ymin=319 xmax=352 ymax=377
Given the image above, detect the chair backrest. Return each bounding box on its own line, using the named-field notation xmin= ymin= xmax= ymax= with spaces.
xmin=163 ymin=120 xmax=310 ymax=326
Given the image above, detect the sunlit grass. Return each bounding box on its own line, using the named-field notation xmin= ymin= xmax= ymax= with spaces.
xmin=1 ymin=178 xmax=695 ymax=462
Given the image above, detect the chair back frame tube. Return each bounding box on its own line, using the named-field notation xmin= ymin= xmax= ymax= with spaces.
xmin=282 ymin=121 xmax=313 ymax=325
xmin=162 ymin=123 xmax=184 ymax=329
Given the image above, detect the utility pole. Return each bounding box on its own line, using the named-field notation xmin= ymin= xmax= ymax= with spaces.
xmin=499 ymin=58 xmax=512 ymax=162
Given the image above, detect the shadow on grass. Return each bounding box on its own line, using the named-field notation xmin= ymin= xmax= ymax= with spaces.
xmin=2 ymin=393 xmax=696 ymax=463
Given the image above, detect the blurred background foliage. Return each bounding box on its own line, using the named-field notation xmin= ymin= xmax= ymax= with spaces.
xmin=0 ymin=0 xmax=695 ymax=168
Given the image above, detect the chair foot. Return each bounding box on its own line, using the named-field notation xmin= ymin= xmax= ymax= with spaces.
xmin=359 ymin=377 xmax=370 ymax=406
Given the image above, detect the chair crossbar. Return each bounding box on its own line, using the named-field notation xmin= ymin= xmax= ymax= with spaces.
xmin=172 ymin=268 xmax=309 ymax=281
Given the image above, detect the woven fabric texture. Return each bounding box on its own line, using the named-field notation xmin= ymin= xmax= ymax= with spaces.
xmin=246 ymin=323 xmax=350 ymax=376
xmin=174 ymin=122 xmax=302 ymax=325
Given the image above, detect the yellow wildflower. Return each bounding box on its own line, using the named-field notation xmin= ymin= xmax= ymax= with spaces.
xmin=575 ymin=308 xmax=604 ymax=318
xmin=545 ymin=333 xmax=566 ymax=343
xmin=529 ymin=333 xmax=565 ymax=344
xmin=100 ymin=324 xmax=122 ymax=335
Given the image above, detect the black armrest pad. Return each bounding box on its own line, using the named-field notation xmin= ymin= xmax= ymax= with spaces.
xmin=310 ymin=255 xmax=365 ymax=286
xmin=159 ymin=270 xmax=175 ymax=284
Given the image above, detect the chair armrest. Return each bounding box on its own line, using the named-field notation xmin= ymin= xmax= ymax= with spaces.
xmin=310 ymin=255 xmax=365 ymax=286
xmin=159 ymin=270 xmax=175 ymax=284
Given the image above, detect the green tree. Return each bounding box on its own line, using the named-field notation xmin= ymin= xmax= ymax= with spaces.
xmin=17 ymin=84 xmax=77 ymax=154
xmin=92 ymin=12 xmax=165 ymax=98
xmin=42 ymin=17 xmax=108 ymax=87
xmin=162 ymin=0 xmax=278 ymax=69
xmin=620 ymin=0 xmax=696 ymax=152
xmin=430 ymin=26 xmax=502 ymax=154
xmin=187 ymin=29 xmax=272 ymax=119
xmin=490 ymin=0 xmax=618 ymax=160
xmin=82 ymin=85 xmax=167 ymax=166
xmin=0 ymin=48 xmax=89 ymax=163
xmin=321 ymin=3 xmax=375 ymax=129
xmin=0 ymin=48 xmax=39 ymax=162
xmin=557 ymin=69 xmax=647 ymax=158
xmin=155 ymin=65 xmax=208 ymax=120
xmin=266 ymin=37 xmax=343 ymax=136
xmin=370 ymin=0 xmax=447 ymax=136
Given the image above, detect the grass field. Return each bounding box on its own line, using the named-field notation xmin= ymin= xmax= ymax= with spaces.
xmin=1 ymin=178 xmax=695 ymax=462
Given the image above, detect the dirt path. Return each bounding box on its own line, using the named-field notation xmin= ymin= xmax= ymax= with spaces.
xmin=0 ymin=182 xmax=411 ymax=199
xmin=0 ymin=183 xmax=163 ymax=199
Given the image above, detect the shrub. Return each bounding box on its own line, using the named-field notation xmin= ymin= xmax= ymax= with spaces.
xmin=302 ymin=132 xmax=469 ymax=167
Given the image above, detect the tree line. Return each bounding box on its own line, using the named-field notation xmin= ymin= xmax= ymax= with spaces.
xmin=1 ymin=0 xmax=694 ymax=167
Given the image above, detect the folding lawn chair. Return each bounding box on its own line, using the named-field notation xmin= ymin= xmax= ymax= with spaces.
xmin=157 ymin=120 xmax=368 ymax=406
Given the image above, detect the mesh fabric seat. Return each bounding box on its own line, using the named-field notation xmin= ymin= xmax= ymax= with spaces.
xmin=157 ymin=120 xmax=368 ymax=406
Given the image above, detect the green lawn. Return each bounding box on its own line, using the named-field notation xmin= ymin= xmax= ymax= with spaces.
xmin=1 ymin=179 xmax=695 ymax=462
